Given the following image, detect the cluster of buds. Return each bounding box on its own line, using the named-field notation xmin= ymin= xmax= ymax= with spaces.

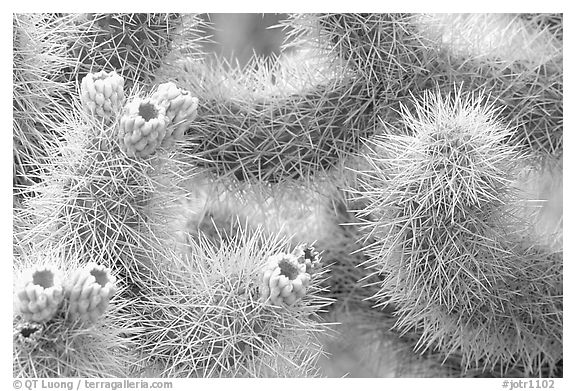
xmin=79 ymin=71 xmax=198 ymax=158
xmin=80 ymin=70 xmax=125 ymax=121
xmin=118 ymin=81 xmax=198 ymax=158
xmin=64 ymin=263 xmax=117 ymax=324
xmin=260 ymin=246 xmax=321 ymax=306
xmin=15 ymin=265 xmax=64 ymax=322
xmin=14 ymin=263 xmax=117 ymax=326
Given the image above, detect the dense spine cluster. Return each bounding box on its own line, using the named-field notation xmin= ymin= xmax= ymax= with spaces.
xmin=155 ymin=52 xmax=376 ymax=182
xmin=128 ymin=228 xmax=331 ymax=377
xmin=289 ymin=13 xmax=563 ymax=158
xmin=13 ymin=14 xmax=77 ymax=194
xmin=69 ymin=14 xmax=186 ymax=86
xmin=351 ymin=90 xmax=562 ymax=375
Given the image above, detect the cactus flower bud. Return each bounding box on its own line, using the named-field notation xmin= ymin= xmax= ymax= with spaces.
xmin=14 ymin=321 xmax=44 ymax=347
xmin=118 ymin=97 xmax=169 ymax=158
xmin=260 ymin=252 xmax=311 ymax=306
xmin=80 ymin=70 xmax=125 ymax=120
xmin=15 ymin=265 xmax=64 ymax=322
xmin=152 ymin=81 xmax=199 ymax=146
xmin=292 ymin=245 xmax=321 ymax=275
xmin=65 ymin=263 xmax=117 ymax=323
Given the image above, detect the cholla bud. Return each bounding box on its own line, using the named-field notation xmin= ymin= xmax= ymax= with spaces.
xmin=65 ymin=263 xmax=117 ymax=323
xmin=14 ymin=321 xmax=44 ymax=347
xmin=152 ymin=81 xmax=199 ymax=146
xmin=80 ymin=70 xmax=125 ymax=120
xmin=152 ymin=81 xmax=199 ymax=123
xmin=118 ymin=97 xmax=169 ymax=158
xmin=292 ymin=245 xmax=321 ymax=274
xmin=15 ymin=265 xmax=64 ymax=322
xmin=260 ymin=253 xmax=311 ymax=306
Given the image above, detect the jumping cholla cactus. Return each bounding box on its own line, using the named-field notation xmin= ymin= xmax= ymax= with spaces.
xmin=13 ymin=13 xmax=208 ymax=198
xmin=351 ymin=89 xmax=562 ymax=375
xmin=13 ymin=13 xmax=562 ymax=378
xmin=14 ymin=33 xmax=331 ymax=377
xmin=295 ymin=13 xmax=563 ymax=158
xmin=127 ymin=226 xmax=332 ymax=377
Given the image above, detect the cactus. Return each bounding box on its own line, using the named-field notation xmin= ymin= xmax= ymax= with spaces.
xmin=13 ymin=52 xmax=333 ymax=376
xmin=128 ymin=226 xmax=332 ymax=377
xmin=13 ymin=13 xmax=562 ymax=378
xmin=13 ymin=13 xmax=207 ymax=196
xmin=350 ymin=89 xmax=562 ymax=375
xmin=17 ymin=87 xmax=162 ymax=280
xmin=155 ymin=54 xmax=375 ymax=182
xmin=418 ymin=13 xmax=563 ymax=157
xmin=287 ymin=13 xmax=563 ymax=158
